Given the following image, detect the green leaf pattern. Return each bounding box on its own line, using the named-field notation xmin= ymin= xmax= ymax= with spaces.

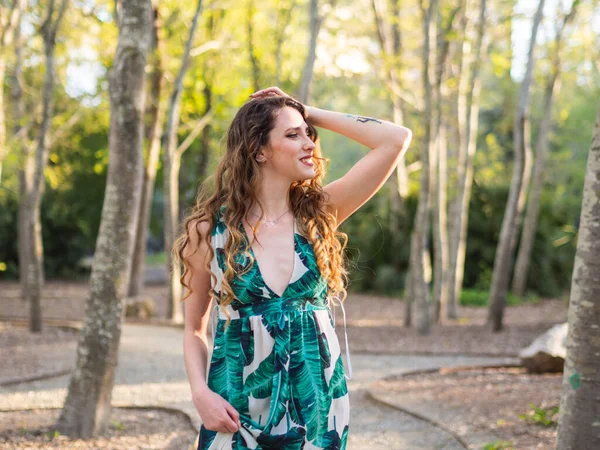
xmin=198 ymin=206 xmax=350 ymax=449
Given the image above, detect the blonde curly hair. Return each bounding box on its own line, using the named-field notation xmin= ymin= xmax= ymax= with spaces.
xmin=172 ymin=96 xmax=349 ymax=330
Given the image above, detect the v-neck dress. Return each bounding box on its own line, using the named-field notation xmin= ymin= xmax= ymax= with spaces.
xmin=197 ymin=206 xmax=352 ymax=450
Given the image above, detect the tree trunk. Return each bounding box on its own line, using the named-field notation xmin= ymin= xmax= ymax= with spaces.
xmin=434 ymin=120 xmax=449 ymax=323
xmin=128 ymin=5 xmax=166 ymax=298
xmin=487 ymin=0 xmax=545 ymax=332
xmin=431 ymin=5 xmax=455 ymax=324
xmin=511 ymin=80 xmax=553 ymax=297
xmin=21 ymin=0 xmax=69 ymax=333
xmin=11 ymin=8 xmax=27 ymax=299
xmin=371 ymin=0 xmax=409 ymax=237
xmin=297 ymin=0 xmax=323 ymax=104
xmin=0 ymin=0 xmax=26 ymax=184
xmin=555 ymin=101 xmax=600 ymax=450
xmin=197 ymin=83 xmax=212 ymax=179
xmin=511 ymin=0 xmax=580 ymax=297
xmin=447 ymin=0 xmax=486 ymax=319
xmin=410 ymin=0 xmax=439 ymax=335
xmin=56 ymin=0 xmax=151 ymax=437
xmin=163 ymin=0 xmax=205 ymax=323
xmin=247 ymin=0 xmax=261 ymax=92
xmin=274 ymin=0 xmax=295 ymax=86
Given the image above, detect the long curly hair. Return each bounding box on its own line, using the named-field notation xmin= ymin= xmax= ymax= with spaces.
xmin=172 ymin=96 xmax=349 ymax=330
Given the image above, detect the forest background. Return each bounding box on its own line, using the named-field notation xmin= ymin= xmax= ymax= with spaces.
xmin=0 ymin=0 xmax=598 ymax=309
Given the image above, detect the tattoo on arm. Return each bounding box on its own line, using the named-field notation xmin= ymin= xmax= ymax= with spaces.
xmin=346 ymin=114 xmax=382 ymax=124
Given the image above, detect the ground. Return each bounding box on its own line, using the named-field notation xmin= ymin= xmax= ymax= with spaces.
xmin=0 ymin=408 xmax=195 ymax=449
xmin=0 ymin=281 xmax=568 ymax=449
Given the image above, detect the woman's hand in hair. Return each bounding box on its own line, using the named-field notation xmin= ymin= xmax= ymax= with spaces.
xmin=250 ymin=86 xmax=290 ymax=99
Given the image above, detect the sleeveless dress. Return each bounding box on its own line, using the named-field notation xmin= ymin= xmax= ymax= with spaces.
xmin=197 ymin=206 xmax=353 ymax=450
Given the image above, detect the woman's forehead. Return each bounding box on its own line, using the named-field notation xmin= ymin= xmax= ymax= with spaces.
xmin=274 ymin=106 xmax=305 ymax=129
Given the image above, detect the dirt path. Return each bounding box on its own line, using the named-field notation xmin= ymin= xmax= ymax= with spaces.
xmin=0 ymin=323 xmax=517 ymax=449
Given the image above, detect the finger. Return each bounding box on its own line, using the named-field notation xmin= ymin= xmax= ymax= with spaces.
xmin=224 ymin=402 xmax=240 ymax=422
xmin=225 ymin=417 xmax=239 ymax=433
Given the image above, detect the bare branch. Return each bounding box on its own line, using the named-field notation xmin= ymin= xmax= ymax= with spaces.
xmin=175 ymin=109 xmax=213 ymax=158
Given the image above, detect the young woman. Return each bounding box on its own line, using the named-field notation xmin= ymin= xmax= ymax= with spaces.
xmin=175 ymin=86 xmax=412 ymax=449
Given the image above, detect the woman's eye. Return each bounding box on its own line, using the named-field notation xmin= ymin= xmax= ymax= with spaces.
xmin=287 ymin=134 xmax=298 ymax=138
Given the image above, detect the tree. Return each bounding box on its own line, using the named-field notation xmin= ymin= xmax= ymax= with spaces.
xmin=297 ymin=0 xmax=322 ymax=104
xmin=555 ymin=102 xmax=600 ymax=450
xmin=511 ymin=0 xmax=580 ymax=297
xmin=487 ymin=0 xmax=544 ymax=332
xmin=0 ymin=0 xmax=26 ymax=184
xmin=21 ymin=0 xmax=69 ymax=332
xmin=162 ymin=0 xmax=210 ymax=323
xmin=56 ymin=0 xmax=152 ymax=437
xmin=128 ymin=4 xmax=167 ymax=298
xmin=409 ymin=0 xmax=439 ymax=335
xmin=446 ymin=0 xmax=487 ymax=318
xmin=431 ymin=4 xmax=459 ymax=323
xmin=371 ymin=0 xmax=411 ymax=285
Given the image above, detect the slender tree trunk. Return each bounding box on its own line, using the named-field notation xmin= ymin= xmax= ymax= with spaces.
xmin=435 ymin=120 xmax=449 ymax=323
xmin=274 ymin=0 xmax=295 ymax=86
xmin=198 ymin=82 xmax=212 ymax=179
xmin=247 ymin=0 xmax=261 ymax=92
xmin=56 ymin=0 xmax=151 ymax=437
xmin=128 ymin=5 xmax=166 ymax=297
xmin=371 ymin=0 xmax=409 ymax=233
xmin=21 ymin=0 xmax=69 ymax=333
xmin=488 ymin=0 xmax=545 ymax=332
xmin=11 ymin=10 xmax=28 ymax=299
xmin=0 ymin=0 xmax=25 ymax=184
xmin=431 ymin=6 xmax=456 ymax=323
xmin=410 ymin=0 xmax=438 ymax=335
xmin=297 ymin=0 xmax=323 ymax=104
xmin=555 ymin=101 xmax=600 ymax=450
xmin=163 ymin=0 xmax=205 ymax=323
xmin=511 ymin=84 xmax=552 ymax=296
xmin=512 ymin=1 xmax=580 ymax=297
xmin=447 ymin=0 xmax=486 ymax=319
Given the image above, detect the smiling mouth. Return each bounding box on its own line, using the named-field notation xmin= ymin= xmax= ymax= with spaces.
xmin=300 ymin=156 xmax=313 ymax=166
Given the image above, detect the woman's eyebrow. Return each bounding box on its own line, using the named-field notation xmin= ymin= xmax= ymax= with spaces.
xmin=285 ymin=126 xmax=309 ymax=132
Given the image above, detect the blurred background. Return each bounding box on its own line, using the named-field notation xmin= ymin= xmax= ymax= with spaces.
xmin=0 ymin=0 xmax=598 ymax=320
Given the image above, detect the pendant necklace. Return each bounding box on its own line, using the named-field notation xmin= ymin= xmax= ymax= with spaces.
xmin=249 ymin=208 xmax=290 ymax=226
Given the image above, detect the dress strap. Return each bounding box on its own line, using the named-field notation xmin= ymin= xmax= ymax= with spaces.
xmin=327 ymin=295 xmax=353 ymax=381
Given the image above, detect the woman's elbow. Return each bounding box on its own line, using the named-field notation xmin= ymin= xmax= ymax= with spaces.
xmin=394 ymin=126 xmax=413 ymax=152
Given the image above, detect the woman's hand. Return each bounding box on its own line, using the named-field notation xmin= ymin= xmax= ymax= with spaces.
xmin=193 ymin=388 xmax=242 ymax=433
xmin=250 ymin=86 xmax=314 ymax=121
xmin=249 ymin=86 xmax=290 ymax=99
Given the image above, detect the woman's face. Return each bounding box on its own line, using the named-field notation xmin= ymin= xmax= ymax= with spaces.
xmin=260 ymin=106 xmax=316 ymax=181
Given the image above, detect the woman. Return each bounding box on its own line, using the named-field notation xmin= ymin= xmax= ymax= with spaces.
xmin=175 ymin=86 xmax=412 ymax=449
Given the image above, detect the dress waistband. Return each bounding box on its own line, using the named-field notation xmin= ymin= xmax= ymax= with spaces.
xmin=210 ymin=295 xmax=353 ymax=381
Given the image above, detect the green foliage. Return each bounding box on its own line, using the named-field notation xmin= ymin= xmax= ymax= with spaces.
xmin=518 ymin=403 xmax=560 ymax=427
xmin=482 ymin=441 xmax=514 ymax=450
xmin=463 ymin=183 xmax=577 ymax=297
xmin=373 ymin=264 xmax=404 ymax=296
xmin=340 ymin=188 xmax=417 ymax=294
xmin=112 ymin=420 xmax=126 ymax=431
xmin=45 ymin=430 xmax=61 ymax=440
xmin=460 ymin=289 xmax=539 ymax=307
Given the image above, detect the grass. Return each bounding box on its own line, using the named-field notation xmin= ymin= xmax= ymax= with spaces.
xmin=460 ymin=289 xmax=540 ymax=307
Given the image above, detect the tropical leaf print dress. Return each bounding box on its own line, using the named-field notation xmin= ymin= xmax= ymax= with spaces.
xmin=198 ymin=207 xmax=353 ymax=450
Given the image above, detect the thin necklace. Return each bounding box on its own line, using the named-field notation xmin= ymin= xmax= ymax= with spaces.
xmin=248 ymin=208 xmax=290 ymax=225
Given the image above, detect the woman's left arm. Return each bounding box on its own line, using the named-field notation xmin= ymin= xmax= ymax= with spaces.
xmin=306 ymin=106 xmax=411 ymax=154
xmin=306 ymin=106 xmax=412 ymax=226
